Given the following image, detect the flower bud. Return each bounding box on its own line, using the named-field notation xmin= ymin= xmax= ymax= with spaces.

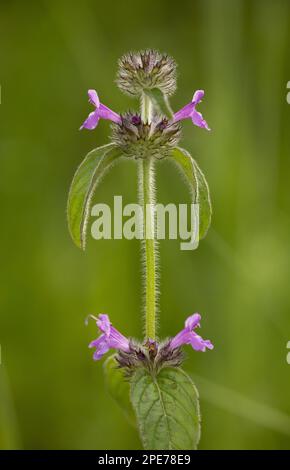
xmin=116 ymin=49 xmax=177 ymax=97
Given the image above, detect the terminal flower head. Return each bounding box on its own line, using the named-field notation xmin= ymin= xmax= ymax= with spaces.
xmin=116 ymin=49 xmax=177 ymax=97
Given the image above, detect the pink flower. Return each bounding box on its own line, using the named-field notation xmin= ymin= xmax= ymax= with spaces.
xmin=173 ymin=90 xmax=210 ymax=130
xmin=80 ymin=90 xmax=121 ymax=130
xmin=88 ymin=314 xmax=130 ymax=360
xmin=169 ymin=313 xmax=213 ymax=352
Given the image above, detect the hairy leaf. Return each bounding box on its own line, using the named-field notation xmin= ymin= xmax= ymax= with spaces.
xmin=67 ymin=144 xmax=123 ymax=249
xmin=144 ymin=88 xmax=173 ymax=119
xmin=172 ymin=147 xmax=212 ymax=239
xmin=130 ymin=367 xmax=200 ymax=450
xmin=103 ymin=355 xmax=136 ymax=427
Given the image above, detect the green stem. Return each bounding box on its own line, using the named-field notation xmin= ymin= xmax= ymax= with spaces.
xmin=141 ymin=93 xmax=152 ymax=123
xmin=139 ymin=94 xmax=157 ymax=340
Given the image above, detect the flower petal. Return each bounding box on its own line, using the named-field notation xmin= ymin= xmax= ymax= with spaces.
xmin=191 ymin=110 xmax=210 ymax=131
xmin=169 ymin=330 xmax=190 ymax=350
xmin=189 ymin=333 xmax=213 ymax=352
xmin=203 ymin=339 xmax=214 ymax=350
xmin=93 ymin=342 xmax=110 ymax=360
xmin=192 ymin=90 xmax=204 ymax=105
xmin=98 ymin=103 xmax=122 ymax=124
xmin=89 ymin=335 xmax=105 ymax=349
xmin=106 ymin=326 xmax=130 ymax=351
xmin=173 ymin=101 xmax=195 ymax=123
xmin=97 ymin=314 xmax=111 ymax=335
xmin=80 ymin=110 xmax=100 ymax=130
xmin=88 ymin=89 xmax=100 ymax=107
xmin=88 ymin=334 xmax=110 ymax=360
xmin=185 ymin=313 xmax=201 ymax=330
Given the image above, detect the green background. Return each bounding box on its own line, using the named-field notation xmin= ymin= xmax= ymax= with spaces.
xmin=1 ymin=0 xmax=290 ymax=450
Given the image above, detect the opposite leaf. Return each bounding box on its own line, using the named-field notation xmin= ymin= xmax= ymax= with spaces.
xmin=144 ymin=88 xmax=173 ymax=120
xmin=67 ymin=144 xmax=123 ymax=249
xmin=172 ymin=147 xmax=212 ymax=240
xmin=103 ymin=355 xmax=136 ymax=427
xmin=130 ymin=367 xmax=200 ymax=450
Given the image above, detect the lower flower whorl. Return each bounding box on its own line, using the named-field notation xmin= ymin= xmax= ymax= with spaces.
xmin=111 ymin=112 xmax=181 ymax=160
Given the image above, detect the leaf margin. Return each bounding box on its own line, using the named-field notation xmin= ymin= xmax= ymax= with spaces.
xmin=130 ymin=366 xmax=201 ymax=450
xmin=103 ymin=354 xmax=136 ymax=427
xmin=67 ymin=143 xmax=123 ymax=250
xmin=144 ymin=87 xmax=174 ymax=120
xmin=171 ymin=146 xmax=212 ymax=240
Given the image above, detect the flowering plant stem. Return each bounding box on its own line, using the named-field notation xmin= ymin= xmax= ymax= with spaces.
xmin=139 ymin=93 xmax=157 ymax=339
xmin=67 ymin=50 xmax=214 ymax=450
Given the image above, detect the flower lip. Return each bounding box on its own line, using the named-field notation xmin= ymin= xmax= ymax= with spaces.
xmin=88 ymin=89 xmax=100 ymax=107
xmin=185 ymin=313 xmax=201 ymax=330
xmin=192 ymin=89 xmax=204 ymax=105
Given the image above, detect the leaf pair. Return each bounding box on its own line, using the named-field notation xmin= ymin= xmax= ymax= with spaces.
xmin=67 ymin=145 xmax=211 ymax=250
xmin=104 ymin=356 xmax=200 ymax=450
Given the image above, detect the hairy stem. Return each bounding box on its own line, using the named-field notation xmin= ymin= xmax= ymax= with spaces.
xmin=139 ymin=94 xmax=157 ymax=339
xmin=141 ymin=93 xmax=152 ymax=123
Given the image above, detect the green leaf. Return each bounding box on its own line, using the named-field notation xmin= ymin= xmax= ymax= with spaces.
xmin=144 ymin=88 xmax=173 ymax=119
xmin=171 ymin=146 xmax=212 ymax=239
xmin=103 ymin=355 xmax=136 ymax=427
xmin=130 ymin=367 xmax=200 ymax=450
xmin=67 ymin=144 xmax=123 ymax=249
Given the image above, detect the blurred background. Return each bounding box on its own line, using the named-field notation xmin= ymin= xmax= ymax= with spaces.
xmin=1 ymin=0 xmax=290 ymax=450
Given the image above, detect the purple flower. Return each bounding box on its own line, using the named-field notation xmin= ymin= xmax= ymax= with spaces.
xmin=88 ymin=314 xmax=130 ymax=360
xmin=169 ymin=313 xmax=213 ymax=352
xmin=80 ymin=90 xmax=121 ymax=130
xmin=173 ymin=90 xmax=210 ymax=130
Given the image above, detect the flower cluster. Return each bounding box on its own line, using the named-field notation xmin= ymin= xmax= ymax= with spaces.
xmin=80 ymin=50 xmax=210 ymax=142
xmin=88 ymin=313 xmax=213 ymax=371
xmin=111 ymin=112 xmax=181 ymax=159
